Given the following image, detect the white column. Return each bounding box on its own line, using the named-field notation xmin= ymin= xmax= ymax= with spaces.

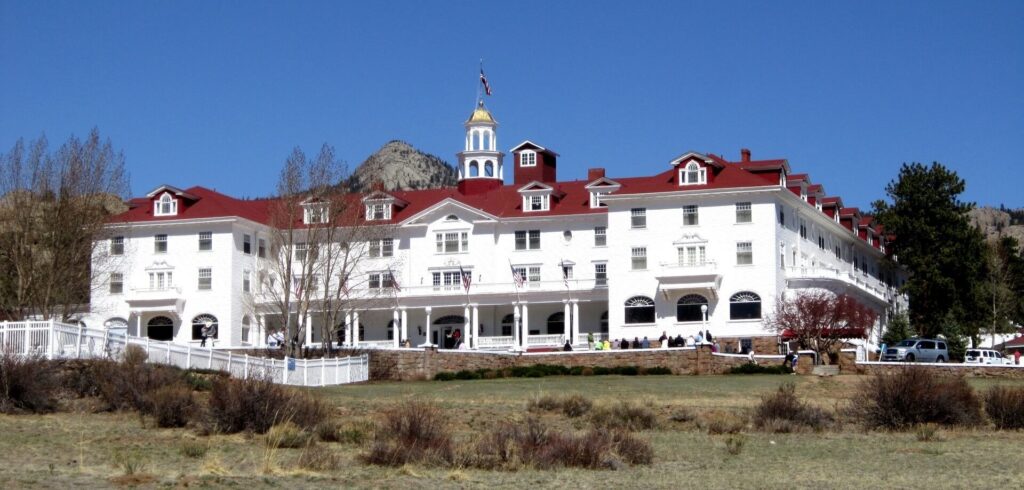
xmin=424 ymin=307 xmax=433 ymax=346
xmin=392 ymin=309 xmax=400 ymax=348
xmin=471 ymin=304 xmax=479 ymax=349
xmin=136 ymin=315 xmax=142 ymax=338
xmin=463 ymin=305 xmax=471 ymax=348
xmin=353 ymin=311 xmax=360 ymax=345
xmin=563 ymin=300 xmax=571 ymax=344
xmin=521 ymin=302 xmax=530 ymax=350
xmin=572 ymin=300 xmax=580 ymax=345
xmin=512 ymin=303 xmax=521 ymax=350
xmin=344 ymin=312 xmax=353 ymax=347
xmin=400 ymin=307 xmax=408 ymax=346
xmin=304 ymin=313 xmax=313 ymax=346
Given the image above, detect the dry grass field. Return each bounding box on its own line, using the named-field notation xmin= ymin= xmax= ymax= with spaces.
xmin=2 ymin=374 xmax=1023 ymax=489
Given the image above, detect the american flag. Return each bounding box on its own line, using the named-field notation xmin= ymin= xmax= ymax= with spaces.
xmin=459 ymin=265 xmax=472 ymax=292
xmin=387 ymin=267 xmax=401 ymax=292
xmin=510 ymin=263 xmax=524 ymax=288
xmin=479 ymin=69 xmax=492 ymax=96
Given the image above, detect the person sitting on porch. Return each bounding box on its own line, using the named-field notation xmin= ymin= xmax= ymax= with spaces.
xmin=594 ymin=340 xmax=604 ymax=351
xmin=641 ymin=336 xmax=650 ymax=349
xmin=632 ymin=337 xmax=641 ymax=349
xmin=563 ymin=340 xmax=573 ymax=351
xmin=602 ymin=339 xmax=611 ymax=350
xmin=587 ymin=332 xmax=595 ymax=350
xmin=674 ymin=334 xmax=685 ymax=348
xmin=619 ymin=338 xmax=629 ymax=349
xmin=659 ymin=331 xmax=668 ymax=345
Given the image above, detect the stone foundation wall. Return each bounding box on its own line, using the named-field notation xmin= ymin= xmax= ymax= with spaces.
xmin=852 ymin=362 xmax=1024 ymax=379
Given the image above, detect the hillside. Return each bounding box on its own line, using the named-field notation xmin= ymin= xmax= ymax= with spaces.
xmin=970 ymin=206 xmax=1024 ymax=244
xmin=346 ymin=140 xmax=457 ymax=192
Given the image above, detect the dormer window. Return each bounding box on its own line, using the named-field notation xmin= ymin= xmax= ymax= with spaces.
xmin=800 ymin=186 xmax=808 ymax=201
xmin=679 ymin=162 xmax=707 ymax=186
xmin=590 ymin=191 xmax=607 ymax=208
xmin=304 ymin=203 xmax=329 ymax=224
xmin=585 ymin=177 xmax=620 ymax=208
xmin=366 ymin=203 xmax=391 ymax=221
xmin=520 ymin=150 xmax=537 ymax=167
xmin=154 ymin=193 xmax=177 ymax=216
xmin=525 ymin=194 xmax=550 ymax=212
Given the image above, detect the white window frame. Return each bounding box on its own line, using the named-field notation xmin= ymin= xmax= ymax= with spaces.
xmin=520 ymin=150 xmax=537 ymax=167
xmin=594 ymin=262 xmax=607 ymax=287
xmin=514 ymin=230 xmax=541 ymax=250
xmin=737 ymin=242 xmax=753 ymax=265
xmin=198 ymin=231 xmax=212 ymax=251
xmin=522 ymin=193 xmax=550 ymax=212
xmin=369 ymin=238 xmax=395 ymax=258
xmin=110 ymin=236 xmax=124 ymax=256
xmin=154 ymin=192 xmax=177 ymax=216
xmin=154 ymin=234 xmax=168 ymax=253
xmin=304 ymin=204 xmax=329 ymax=224
xmin=366 ymin=202 xmax=391 ymax=221
xmin=631 ymin=208 xmax=646 ymax=229
xmin=679 ymin=162 xmax=707 ymax=186
xmin=258 ymin=238 xmax=266 ymax=258
xmin=736 ymin=202 xmax=752 ymax=223
xmin=109 ymin=272 xmax=123 ymax=294
xmin=594 ymin=226 xmax=607 ymax=247
xmin=198 ymin=268 xmax=212 ymax=290
xmin=631 ymin=247 xmax=647 ymax=270
xmin=242 ymin=270 xmax=251 ymax=293
xmin=243 ymin=234 xmax=252 ymax=254
xmin=683 ymin=205 xmax=699 ymax=226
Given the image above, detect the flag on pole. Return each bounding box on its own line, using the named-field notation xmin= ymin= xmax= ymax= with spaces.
xmin=560 ymin=261 xmax=570 ymax=289
xmin=387 ymin=267 xmax=401 ymax=292
xmin=459 ymin=265 xmax=473 ymax=292
xmin=479 ymin=68 xmax=492 ymax=96
xmin=510 ymin=263 xmax=524 ymax=288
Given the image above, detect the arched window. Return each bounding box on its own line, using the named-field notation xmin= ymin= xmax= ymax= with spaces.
xmin=483 ymin=132 xmax=491 ymax=151
xmin=154 ymin=193 xmax=177 ymax=216
xmin=484 ymin=161 xmax=494 ymax=177
xmin=147 ymin=316 xmax=174 ymax=341
xmin=681 ymin=162 xmax=706 ymax=185
xmin=434 ymin=315 xmax=467 ymax=325
xmin=445 ymin=214 xmax=459 ymax=222
xmin=547 ymin=312 xmax=565 ymax=335
xmin=105 ymin=317 xmax=128 ymax=331
xmin=469 ymin=161 xmax=479 ymax=177
xmin=729 ymin=292 xmax=762 ymax=320
xmin=501 ymin=313 xmax=515 ymax=336
xmin=241 ymin=316 xmax=251 ymax=344
xmin=192 ymin=314 xmax=219 ymax=340
xmin=676 ymin=294 xmax=708 ymax=322
xmin=473 ymin=131 xmax=481 ymax=151
xmin=600 ymin=311 xmax=609 ymax=333
xmin=624 ymin=296 xmax=655 ymax=324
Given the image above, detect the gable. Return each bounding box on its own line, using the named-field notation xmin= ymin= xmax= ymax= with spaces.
xmin=399 ymin=198 xmax=499 ymax=226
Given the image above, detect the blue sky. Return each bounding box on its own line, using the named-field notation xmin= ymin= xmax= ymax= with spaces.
xmin=2 ymin=1 xmax=1022 ymax=208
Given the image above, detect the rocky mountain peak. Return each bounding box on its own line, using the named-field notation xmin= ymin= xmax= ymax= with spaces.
xmin=347 ymin=140 xmax=457 ymax=192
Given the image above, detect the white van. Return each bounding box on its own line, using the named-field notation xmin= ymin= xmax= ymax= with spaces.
xmin=965 ymin=349 xmax=1011 ymax=365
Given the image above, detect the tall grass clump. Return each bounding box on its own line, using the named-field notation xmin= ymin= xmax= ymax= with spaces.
xmin=0 ymin=353 xmax=59 ymax=413
xmin=207 ymin=374 xmax=328 ymax=434
xmin=589 ymin=401 xmax=657 ymax=431
xmin=753 ymin=383 xmax=833 ymax=432
xmin=362 ymin=400 xmax=454 ymax=466
xmin=142 ymin=384 xmax=197 ymax=428
xmin=984 ymin=386 xmax=1024 ymax=430
xmin=851 ymin=368 xmax=982 ymax=429
xmin=473 ymin=417 xmax=652 ymax=469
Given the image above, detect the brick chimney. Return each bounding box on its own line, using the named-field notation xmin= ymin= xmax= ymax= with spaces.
xmin=741 ymin=148 xmax=751 ymax=162
xmin=587 ymin=167 xmax=605 ymax=181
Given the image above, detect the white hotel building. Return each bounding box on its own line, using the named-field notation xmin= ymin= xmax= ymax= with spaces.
xmin=85 ymin=101 xmax=901 ymax=353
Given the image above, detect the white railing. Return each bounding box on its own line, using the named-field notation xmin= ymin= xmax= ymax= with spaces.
xmin=576 ymin=332 xmax=607 ymax=345
xmin=0 ymin=320 xmax=368 ymax=387
xmin=477 ymin=336 xmax=515 ymax=349
xmin=527 ymin=334 xmax=565 ymax=347
xmin=785 ymin=266 xmax=888 ymax=301
xmin=356 ymin=340 xmax=395 ymax=349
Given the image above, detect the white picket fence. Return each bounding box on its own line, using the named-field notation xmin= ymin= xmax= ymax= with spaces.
xmin=0 ymin=320 xmax=369 ymax=387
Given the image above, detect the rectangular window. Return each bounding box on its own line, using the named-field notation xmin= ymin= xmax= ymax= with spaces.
xmin=530 ymin=195 xmax=544 ymax=211
xmin=631 ymin=247 xmax=647 ymax=270
xmin=515 ymin=230 xmax=541 ymax=250
xmin=444 ymin=233 xmax=459 ymax=253
xmin=109 ymin=273 xmax=123 ymax=294
xmin=562 ymin=265 xmax=574 ymax=279
xmin=521 ymin=151 xmax=536 ymax=166
xmin=461 ymin=232 xmax=469 ymax=252
xmin=369 ymin=273 xmax=381 ymax=289
xmin=243 ymin=234 xmax=251 ymax=254
xmin=778 ymin=208 xmax=786 ymax=226
xmin=367 ymin=203 xmax=390 ymax=221
xmin=148 ymin=271 xmax=172 ymax=289
xmin=737 ymin=242 xmax=753 ymax=265
xmin=678 ymin=245 xmax=707 ymax=266
xmin=199 ymin=231 xmax=212 ymax=251
xmin=834 ymin=245 xmax=842 ymax=259
xmin=435 ymin=233 xmax=469 ymax=253
xmin=594 ymin=226 xmax=607 ymax=247
xmin=111 ymin=236 xmax=124 ymax=256
xmin=198 ymin=268 xmax=212 ymax=290
xmin=154 ymin=234 xmax=167 ymax=253
xmin=631 ymin=208 xmax=646 ymax=228
xmin=594 ymin=263 xmax=607 ymax=286
xmin=683 ymin=205 xmax=699 ymax=226
xmin=799 ymin=221 xmax=807 ymax=239
xmin=258 ymin=238 xmax=266 ymax=258
xmin=736 ymin=202 xmax=752 ymax=223
xmin=383 ymin=238 xmax=394 ymax=256
xmin=528 ymin=266 xmax=541 ymax=283
xmin=818 ymin=235 xmax=826 ymax=250
xmin=294 ymin=242 xmax=307 ymax=261
xmin=243 ymin=270 xmax=251 ymax=292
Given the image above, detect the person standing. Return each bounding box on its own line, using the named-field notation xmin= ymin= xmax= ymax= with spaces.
xmin=199 ymin=323 xmax=210 ymax=347
xmin=1015 ymin=350 xmax=1021 ymax=365
xmin=587 ymin=332 xmax=595 ymax=350
xmin=791 ymin=351 xmax=799 ymax=372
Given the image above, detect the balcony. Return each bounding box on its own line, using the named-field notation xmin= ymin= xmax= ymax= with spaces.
xmin=382 ymin=278 xmax=607 ymax=299
xmin=783 ymin=267 xmax=890 ymax=303
xmin=654 ymin=261 xmax=722 ymax=298
xmin=124 ymin=286 xmax=185 ymax=315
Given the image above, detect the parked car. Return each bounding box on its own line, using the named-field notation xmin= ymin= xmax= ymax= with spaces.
xmin=965 ymin=349 xmax=1012 ymax=365
xmin=881 ymin=338 xmax=949 ymax=362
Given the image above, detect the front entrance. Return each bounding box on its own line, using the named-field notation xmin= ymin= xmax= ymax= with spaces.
xmin=147 ymin=316 xmax=174 ymax=341
xmin=433 ymin=315 xmax=466 ymax=349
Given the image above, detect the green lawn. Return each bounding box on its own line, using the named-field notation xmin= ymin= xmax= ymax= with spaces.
xmin=2 ymin=375 xmax=1023 ymax=489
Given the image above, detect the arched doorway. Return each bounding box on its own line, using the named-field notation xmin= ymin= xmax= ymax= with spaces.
xmin=191 ymin=314 xmax=219 ymax=341
xmin=547 ymin=312 xmax=565 ymax=335
xmin=147 ymin=316 xmax=174 ymax=341
xmin=434 ymin=315 xmax=466 ymax=348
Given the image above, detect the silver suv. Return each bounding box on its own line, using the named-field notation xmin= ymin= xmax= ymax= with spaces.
xmin=882 ymin=338 xmax=949 ymax=363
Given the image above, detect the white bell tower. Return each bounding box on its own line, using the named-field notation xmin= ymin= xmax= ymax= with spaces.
xmin=457 ymin=100 xmax=504 ymax=191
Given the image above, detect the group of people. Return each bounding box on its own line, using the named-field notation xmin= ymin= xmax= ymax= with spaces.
xmin=583 ymin=330 xmax=721 ymax=351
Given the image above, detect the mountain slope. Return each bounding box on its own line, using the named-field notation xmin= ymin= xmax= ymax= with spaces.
xmin=347 ymin=140 xmax=457 ymax=192
xmin=970 ymin=206 xmax=1024 ymax=244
